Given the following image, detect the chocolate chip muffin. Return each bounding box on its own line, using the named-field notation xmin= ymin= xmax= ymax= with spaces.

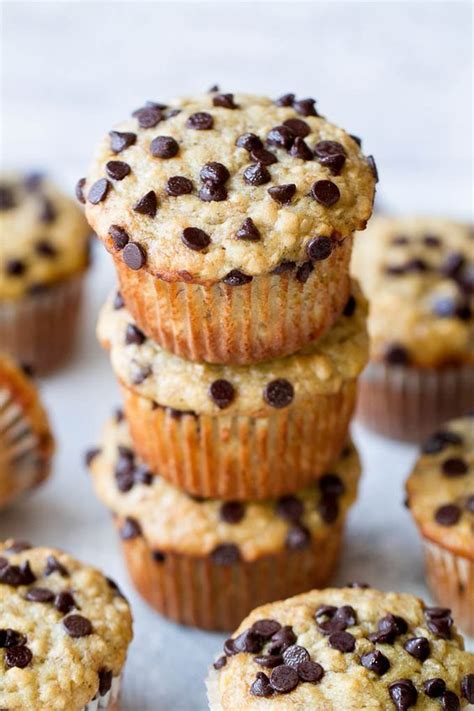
xmin=351 ymin=215 xmax=474 ymax=441
xmin=83 ymin=90 xmax=376 ymax=364
xmin=96 ymin=284 xmax=368 ymax=500
xmin=0 ymin=540 xmax=132 ymax=711
xmin=406 ymin=416 xmax=474 ymax=636
xmin=0 ymin=172 xmax=91 ymax=373
xmin=87 ymin=414 xmax=360 ymax=630
xmin=207 ymin=586 xmax=474 ymax=710
xmin=0 ymin=354 xmax=54 ymax=510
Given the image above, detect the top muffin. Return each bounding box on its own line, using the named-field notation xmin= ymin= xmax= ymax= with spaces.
xmin=84 ymin=91 xmax=377 ymax=282
xmin=0 ymin=173 xmax=91 ymax=300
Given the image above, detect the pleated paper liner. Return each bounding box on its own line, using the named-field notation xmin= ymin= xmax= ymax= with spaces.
xmin=0 ymin=273 xmax=85 ymax=374
xmin=120 ymin=379 xmax=357 ymax=500
xmin=356 ymin=361 xmax=474 ymax=442
xmin=112 ymin=236 xmax=353 ymax=365
xmin=83 ymin=677 xmax=121 ymax=711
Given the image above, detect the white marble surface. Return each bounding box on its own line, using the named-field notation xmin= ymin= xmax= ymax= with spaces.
xmin=1 ymin=2 xmax=472 ymax=709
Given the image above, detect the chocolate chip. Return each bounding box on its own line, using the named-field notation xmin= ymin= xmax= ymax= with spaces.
xmin=422 ymin=430 xmax=463 ymax=454
xmin=0 ymin=561 xmax=36 ymax=586
xmin=108 ymin=225 xmax=129 ymax=250
xmin=5 ymin=541 xmax=32 ymax=553
xmin=123 ymin=242 xmax=146 ymax=270
xmin=44 ymin=555 xmax=68 ymax=577
xmin=319 ymin=474 xmax=345 ymax=496
xmin=283 ymin=118 xmax=310 ymax=137
xmin=250 ymin=148 xmax=278 ymax=165
xmin=367 ymin=155 xmax=379 ymax=182
xmin=268 ymin=184 xmax=296 ymax=205
xmin=213 ymin=93 xmax=238 ymax=109
xmin=236 ymin=133 xmax=263 ymax=152
xmin=25 ymin=587 xmax=54 ymax=603
xmin=210 ymin=543 xmax=240 ymax=565
xmin=54 ymin=591 xmax=76 ymax=614
xmin=220 ymin=501 xmax=245 ymax=524
xmin=251 ymin=619 xmax=282 ymax=639
xmin=314 ymin=141 xmax=347 ymax=175
xmin=5 ymin=645 xmax=32 ymax=669
xmin=264 ymin=379 xmax=294 ymax=408
xmin=243 ymin=162 xmax=271 ymax=186
xmin=435 ymin=504 xmax=461 ymax=527
xmin=152 ymin=551 xmax=166 ymax=563
xmin=150 ymin=136 xmax=179 ymax=159
xmin=293 ymin=98 xmax=318 ymax=116
xmin=236 ymin=218 xmax=260 ymax=241
xmin=114 ymin=456 xmax=134 ymax=493
xmin=24 ymin=172 xmax=43 ymax=190
xmin=389 ymin=680 xmax=418 ymax=710
xmin=182 ymin=227 xmax=211 ymax=251
xmin=199 ymin=183 xmax=227 ymax=202
xmin=222 ymin=270 xmax=253 ymax=286
xmin=120 ymin=517 xmax=142 ymax=540
xmin=441 ymin=252 xmax=464 ymax=278
xmin=299 ymin=661 xmax=325 ymax=684
xmin=0 ymin=185 xmax=16 ymax=210
xmin=328 ymin=630 xmax=355 ymax=653
xmin=251 ymin=672 xmax=273 ymax=697
xmin=466 ymin=495 xmax=474 ymax=513
xmin=114 ymin=291 xmax=125 ymax=309
xmin=187 ymin=112 xmax=213 ymax=130
xmin=461 ymin=674 xmax=474 ymax=702
xmin=318 ymin=495 xmax=339 ymax=524
xmin=5 ymin=259 xmax=26 ymax=277
xmin=255 ymin=654 xmax=283 ymax=669
xmin=311 ymin=180 xmax=340 ymax=206
xmin=275 ymin=93 xmax=295 ymax=107
xmin=75 ymin=178 xmax=86 ymax=204
xmin=442 ymin=457 xmax=468 ymax=477
xmin=0 ymin=629 xmax=26 ymax=648
xmin=425 ymin=610 xmax=453 ymax=639
xmin=266 ymin=125 xmax=295 ymax=150
xmin=424 ymin=606 xmax=451 ymax=618
xmin=440 ymin=691 xmax=460 ymax=711
xmin=39 ymin=197 xmax=56 ymax=223
xmin=213 ymin=655 xmax=226 ymax=670
xmin=285 ymin=524 xmax=311 ymax=550
xmin=271 ymin=260 xmax=295 ymax=274
xmin=350 ymin=135 xmax=362 ymax=146
xmin=132 ymin=105 xmax=163 ymax=128
xmin=334 ymin=605 xmax=357 ymax=627
xmin=109 ymin=131 xmax=137 ymax=153
xmin=384 ymin=344 xmax=410 ymax=365
xmin=131 ymin=365 xmax=151 ymax=385
xmin=276 ymin=495 xmax=304 ymax=522
xmin=268 ymin=626 xmax=297 ymax=653
xmin=360 ymin=650 xmax=390 ymax=675
xmin=125 ymin=324 xmax=146 ymax=346
xmin=404 ymin=636 xmax=430 ymax=661
xmin=200 ymin=162 xmax=230 ymax=185
xmin=63 ymin=614 xmax=93 ymax=638
xmin=35 ymin=240 xmax=57 ymax=258
xmin=270 ymin=665 xmax=299 ymax=694
xmin=281 ymin=645 xmax=309 ymax=669
xmin=295 ymin=261 xmax=314 ymax=283
xmin=105 ymin=160 xmax=131 ymax=180
xmin=133 ymin=190 xmax=158 ymax=217
xmin=433 ymin=297 xmax=459 ymax=318
xmin=88 ymin=178 xmax=110 ymax=204
xmin=98 ymin=669 xmax=113 ymax=696
xmin=166 ymin=176 xmax=193 ymax=196
xmin=424 ymin=678 xmax=446 ymax=698
xmin=307 ymin=236 xmax=333 ymax=261
xmin=289 ymin=137 xmax=313 ymax=160
xmin=378 ymin=613 xmax=408 ymax=637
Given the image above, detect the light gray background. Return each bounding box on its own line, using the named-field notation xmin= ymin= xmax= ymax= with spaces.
xmin=1 ymin=2 xmax=473 ymax=709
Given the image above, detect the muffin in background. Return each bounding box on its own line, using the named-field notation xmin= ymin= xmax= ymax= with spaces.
xmin=0 ymin=353 xmax=54 ymax=509
xmin=0 ymin=172 xmax=91 ymax=373
xmin=406 ymin=415 xmax=474 ymax=635
xmin=352 ymin=215 xmax=473 ymax=441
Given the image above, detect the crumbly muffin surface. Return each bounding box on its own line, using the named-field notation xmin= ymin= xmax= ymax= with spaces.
xmin=351 ymin=216 xmax=473 ymax=367
xmin=84 ymin=92 xmax=376 ymax=281
xmin=406 ymin=416 xmax=474 ymax=559
xmin=0 ymin=542 xmax=132 ymax=711
xmin=0 ymin=173 xmax=90 ymax=300
xmin=207 ymin=587 xmax=474 ymax=710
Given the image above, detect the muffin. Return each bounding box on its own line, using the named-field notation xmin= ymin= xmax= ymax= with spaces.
xmin=406 ymin=416 xmax=474 ymax=636
xmin=207 ymin=586 xmax=474 ymax=710
xmin=0 ymin=540 xmax=133 ymax=711
xmin=351 ymin=215 xmax=474 ymax=441
xmin=83 ymin=91 xmax=376 ymax=364
xmin=0 ymin=172 xmax=91 ymax=373
xmin=88 ymin=414 xmax=360 ymax=631
xmin=96 ymin=285 xmax=368 ymax=500
xmin=0 ymin=354 xmax=54 ymax=509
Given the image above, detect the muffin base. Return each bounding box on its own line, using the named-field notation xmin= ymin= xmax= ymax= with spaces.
xmin=117 ymin=519 xmax=344 ymax=631
xmin=423 ymin=539 xmax=473 ymax=637
xmin=120 ymin=380 xmax=357 ymax=500
xmin=0 ymin=274 xmax=84 ymax=374
xmin=356 ymin=361 xmax=474 ymax=442
xmin=112 ymin=237 xmax=353 ymax=364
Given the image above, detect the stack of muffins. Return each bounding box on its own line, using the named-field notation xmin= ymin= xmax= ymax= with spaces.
xmin=81 ymin=90 xmax=377 ymax=630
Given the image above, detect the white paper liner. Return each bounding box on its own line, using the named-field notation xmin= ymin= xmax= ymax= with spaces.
xmin=83 ymin=676 xmax=121 ymax=711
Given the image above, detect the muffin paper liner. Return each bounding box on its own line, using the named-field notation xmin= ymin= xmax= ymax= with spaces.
xmin=356 ymin=361 xmax=474 ymax=443
xmin=120 ymin=380 xmax=357 ymax=500
xmin=0 ymin=274 xmax=84 ymax=374
xmin=112 ymin=237 xmax=353 ymax=365
xmin=422 ymin=539 xmax=473 ymax=637
xmin=117 ymin=518 xmax=345 ymax=631
xmin=83 ymin=676 xmax=121 ymax=711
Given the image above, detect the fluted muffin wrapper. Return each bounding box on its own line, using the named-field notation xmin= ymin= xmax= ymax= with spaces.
xmin=111 ymin=237 xmax=353 ymax=365
xmin=82 ymin=676 xmax=121 ymax=711
xmin=356 ymin=361 xmax=474 ymax=443
xmin=115 ymin=517 xmax=344 ymax=631
xmin=120 ymin=380 xmax=357 ymax=500
xmin=422 ymin=539 xmax=474 ymax=637
xmin=0 ymin=274 xmax=84 ymax=374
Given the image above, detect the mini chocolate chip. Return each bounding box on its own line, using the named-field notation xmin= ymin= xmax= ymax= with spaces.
xmin=328 ymin=630 xmax=355 ymax=653
xmin=5 ymin=259 xmax=26 ymax=277
xmin=200 ymin=162 xmax=230 ymax=185
xmin=44 ymin=555 xmax=68 ymax=577
xmin=404 ymin=636 xmax=430 ymax=661
xmin=39 ymin=197 xmax=56 ymax=223
xmin=433 ymin=297 xmax=459 ymax=318
xmin=125 ymin=324 xmax=146 ymax=346
xmin=264 ymin=379 xmax=294 ymax=408
xmin=442 ymin=457 xmax=468 ymax=476
xmin=24 ymin=173 xmax=42 ymax=190
xmin=236 ymin=218 xmax=260 ymax=241
xmin=120 ymin=517 xmax=142 ymax=540
xmin=466 ymin=495 xmax=474 ymax=513
xmin=351 ymin=135 xmax=362 ymax=147
xmin=275 ymin=93 xmax=295 ymax=107
xmin=266 ymin=125 xmax=295 ymax=150
xmin=367 ymin=155 xmax=379 ymax=182
xmin=318 ymin=495 xmax=339 ymax=524
xmin=295 ymin=261 xmax=314 ymax=283
xmin=424 ymin=678 xmax=446 ymax=698
xmin=63 ymin=614 xmax=93 ymax=638
xmin=182 ymin=227 xmax=211 ymax=251
xmin=389 ymin=680 xmax=418 ymax=710
xmin=314 ymin=141 xmax=347 ymax=175
xmin=251 ymin=672 xmax=273 ymax=697
xmin=307 ymin=236 xmax=333 ymax=261
xmin=268 ymin=184 xmax=296 ymax=205
xmin=54 ymin=591 xmax=76 ymax=614
xmin=152 ymin=551 xmax=166 ymax=563
xmin=213 ymin=93 xmax=238 ymax=109
xmin=270 ymin=665 xmax=299 ymax=694
xmin=243 ymin=162 xmax=271 ymax=186
xmin=25 ymin=587 xmax=54 ymax=603
xmin=0 ymin=184 xmax=16 ymax=209
xmin=285 ymin=524 xmax=311 ymax=550
xmin=213 ymin=655 xmax=227 ymax=670
xmin=88 ymin=178 xmax=110 ymax=204
xmin=0 ymin=629 xmax=26 ymax=648
xmin=166 ymin=176 xmax=193 ymax=196
xmin=123 ymin=242 xmax=147 ymax=270
xmin=114 ymin=291 xmax=125 ymax=309
xmin=461 ymin=674 xmax=474 ymax=702
xmin=334 ymin=605 xmax=357 ymax=627
xmin=199 ymin=183 xmax=227 ymax=202
xmin=422 ymin=430 xmax=463 ymax=454
xmin=5 ymin=645 xmax=32 ymax=669
xmin=236 ymin=133 xmax=263 ymax=152
xmin=435 ymin=504 xmax=461 ymax=527
xmin=276 ymin=495 xmax=304 ymax=522
xmin=108 ymin=225 xmax=129 ymax=250
xmin=311 ymin=180 xmax=340 ymax=206
xmin=150 ymin=136 xmax=179 ymax=159
xmin=282 ymin=645 xmax=309 ymax=669
xmin=298 ymin=660 xmax=324 ymax=683
xmin=440 ymin=691 xmax=460 ymax=711
xmin=424 ymin=606 xmax=451 ymax=618
xmin=271 ymin=260 xmax=295 ymax=274
xmin=251 ymin=619 xmax=282 ymax=639
xmin=360 ymin=650 xmax=390 ymax=675
xmin=220 ymin=501 xmax=245 ymax=524
xmin=210 ymin=543 xmax=240 ymax=565
xmin=385 ymin=344 xmax=410 ymax=365
xmin=134 ymin=466 xmax=153 ymax=486
xmin=289 ymin=137 xmax=313 ymax=160
xmin=441 ymin=252 xmax=464 ymax=278
xmin=75 ymin=178 xmax=86 ymax=203
xmin=250 ymin=147 xmax=278 ymax=165
xmin=222 ymin=269 xmax=253 ymax=286
xmin=319 ymin=474 xmax=345 ymax=496
xmin=98 ymin=669 xmax=113 ymax=696
xmin=105 ymin=160 xmax=131 ymax=180
xmin=378 ymin=613 xmax=408 ymax=636
xmin=133 ymin=191 xmax=158 ymax=217
xmin=426 ymin=613 xmax=453 ymax=639
xmin=131 ymin=365 xmax=152 ymax=385
xmin=187 ymin=112 xmax=213 ymax=130
xmin=255 ymin=654 xmax=283 ymax=669
xmin=0 ymin=561 xmax=36 ymax=586
xmin=35 ymin=240 xmax=57 ymax=258
xmin=293 ymin=98 xmax=318 ymax=116
xmin=234 ymin=628 xmax=265 ymax=654
xmin=283 ymin=118 xmax=311 ymax=137
xmin=133 ymin=105 xmax=163 ymax=128
xmin=109 ymin=131 xmax=137 ymax=153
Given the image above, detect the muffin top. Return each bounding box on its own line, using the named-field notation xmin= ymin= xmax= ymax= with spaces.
xmin=97 ymin=285 xmax=368 ymax=417
xmin=351 ymin=215 xmax=474 ymax=367
xmin=83 ymin=91 xmax=376 ymax=282
xmin=406 ymin=416 xmax=473 ymax=560
xmin=88 ymin=415 xmax=360 ymax=561
xmin=0 ymin=173 xmax=91 ymax=300
xmin=0 ymin=541 xmax=132 ymax=711
xmin=207 ymin=587 xmax=474 ymax=711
